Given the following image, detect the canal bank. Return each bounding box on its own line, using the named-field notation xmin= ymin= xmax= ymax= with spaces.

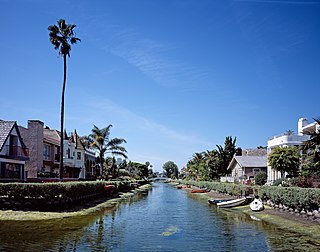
xmin=0 ymin=184 xmax=152 ymax=221
xmin=183 ymin=184 xmax=320 ymax=242
xmin=1 ymin=182 xmax=319 ymax=251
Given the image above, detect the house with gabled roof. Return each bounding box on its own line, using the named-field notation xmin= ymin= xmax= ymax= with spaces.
xmin=228 ymin=149 xmax=267 ymax=183
xmin=0 ymin=120 xmax=29 ymax=181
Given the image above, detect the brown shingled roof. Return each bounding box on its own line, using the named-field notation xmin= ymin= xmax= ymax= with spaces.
xmin=0 ymin=120 xmax=16 ymax=151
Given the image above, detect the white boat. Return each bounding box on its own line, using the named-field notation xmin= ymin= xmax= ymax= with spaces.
xmin=250 ymin=198 xmax=264 ymax=211
xmin=217 ymin=197 xmax=246 ymax=208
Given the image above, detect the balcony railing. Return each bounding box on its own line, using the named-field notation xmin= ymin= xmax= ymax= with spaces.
xmin=268 ymin=133 xmax=309 ymax=142
xmin=1 ymin=145 xmax=29 ymax=159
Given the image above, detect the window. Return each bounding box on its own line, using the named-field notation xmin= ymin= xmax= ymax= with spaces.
xmin=77 ymin=152 xmax=81 ymax=160
xmin=253 ymin=168 xmax=261 ymax=175
xmin=66 ymin=148 xmax=70 ymax=158
xmin=43 ymin=144 xmax=51 ymax=160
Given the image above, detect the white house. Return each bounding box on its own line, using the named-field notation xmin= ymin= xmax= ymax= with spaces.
xmin=267 ymin=117 xmax=319 ymax=182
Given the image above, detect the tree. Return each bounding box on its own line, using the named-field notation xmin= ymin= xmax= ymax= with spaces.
xmin=48 ymin=19 xmax=80 ymax=180
xmin=82 ymin=124 xmax=127 ymax=179
xmin=216 ymin=136 xmax=237 ymax=176
xmin=268 ymin=146 xmax=300 ymax=178
xmin=126 ymin=161 xmax=148 ymax=179
xmin=163 ymin=161 xmax=178 ymax=179
xmin=300 ymin=118 xmax=320 ymax=176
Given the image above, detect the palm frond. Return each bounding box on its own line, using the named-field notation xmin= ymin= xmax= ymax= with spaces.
xmin=110 ymin=151 xmax=128 ymax=159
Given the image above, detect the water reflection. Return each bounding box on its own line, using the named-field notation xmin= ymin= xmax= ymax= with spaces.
xmin=0 ymin=183 xmax=319 ymax=251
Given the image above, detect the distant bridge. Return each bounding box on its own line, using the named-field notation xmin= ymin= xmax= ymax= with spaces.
xmin=151 ymin=177 xmax=171 ymax=182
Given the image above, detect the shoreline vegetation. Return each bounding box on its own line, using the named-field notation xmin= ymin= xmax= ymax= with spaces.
xmin=0 ymin=184 xmax=152 ymax=221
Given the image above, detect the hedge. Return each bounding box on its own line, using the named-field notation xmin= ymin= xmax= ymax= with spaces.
xmin=257 ymin=186 xmax=320 ymax=211
xmin=0 ymin=180 xmax=148 ymax=211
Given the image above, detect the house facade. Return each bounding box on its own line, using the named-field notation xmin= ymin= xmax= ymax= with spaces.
xmin=19 ymin=120 xmax=96 ymax=179
xmin=228 ymin=149 xmax=267 ymax=183
xmin=267 ymin=117 xmax=319 ymax=182
xmin=0 ymin=120 xmax=29 ymax=181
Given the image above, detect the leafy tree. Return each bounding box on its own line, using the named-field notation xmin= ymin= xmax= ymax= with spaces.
xmin=185 ymin=136 xmax=237 ymax=181
xmin=216 ymin=136 xmax=237 ymax=176
xmin=82 ymin=124 xmax=127 ymax=179
xmin=300 ymin=118 xmax=320 ymax=177
xmin=127 ymin=161 xmax=148 ymax=179
xmin=186 ymin=152 xmax=205 ymax=180
xmin=163 ymin=161 xmax=179 ymax=179
xmin=48 ymin=19 xmax=80 ymax=180
xmin=268 ymin=146 xmax=300 ymax=178
xmin=203 ymin=150 xmax=220 ymax=180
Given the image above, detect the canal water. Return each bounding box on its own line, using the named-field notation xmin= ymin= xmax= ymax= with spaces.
xmin=0 ymin=183 xmax=319 ymax=251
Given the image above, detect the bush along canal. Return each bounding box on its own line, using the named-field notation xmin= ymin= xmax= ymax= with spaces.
xmin=0 ymin=182 xmax=319 ymax=251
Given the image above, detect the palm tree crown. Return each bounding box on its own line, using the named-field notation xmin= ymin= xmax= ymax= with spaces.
xmin=48 ymin=19 xmax=80 ymax=57
xmin=83 ymin=124 xmax=128 ymax=179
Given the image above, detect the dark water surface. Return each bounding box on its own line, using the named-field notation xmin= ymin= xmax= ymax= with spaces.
xmin=0 ymin=183 xmax=319 ymax=251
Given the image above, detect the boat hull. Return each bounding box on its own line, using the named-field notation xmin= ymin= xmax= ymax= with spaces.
xmin=191 ymin=189 xmax=209 ymax=193
xmin=217 ymin=197 xmax=246 ymax=208
xmin=208 ymin=199 xmax=230 ymax=205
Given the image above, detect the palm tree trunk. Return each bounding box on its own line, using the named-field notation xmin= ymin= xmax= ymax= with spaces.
xmin=60 ymin=54 xmax=67 ymax=180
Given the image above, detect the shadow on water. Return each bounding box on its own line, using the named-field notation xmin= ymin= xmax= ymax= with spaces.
xmin=0 ymin=190 xmax=150 ymax=252
xmin=0 ymin=183 xmax=319 ymax=251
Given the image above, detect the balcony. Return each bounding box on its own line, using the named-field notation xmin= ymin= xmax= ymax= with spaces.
xmin=1 ymin=145 xmax=29 ymax=160
xmin=267 ymin=133 xmax=309 ymax=148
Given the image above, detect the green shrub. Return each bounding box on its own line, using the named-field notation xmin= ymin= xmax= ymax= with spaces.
xmin=258 ymin=185 xmax=320 ymax=211
xmin=255 ymin=172 xmax=267 ymax=186
xmin=272 ymin=178 xmax=287 ymax=186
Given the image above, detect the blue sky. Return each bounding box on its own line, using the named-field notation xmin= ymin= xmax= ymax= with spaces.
xmin=1 ymin=0 xmax=319 ymax=172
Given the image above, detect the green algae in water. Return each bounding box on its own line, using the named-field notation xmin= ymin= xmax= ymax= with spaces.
xmin=161 ymin=226 xmax=180 ymax=236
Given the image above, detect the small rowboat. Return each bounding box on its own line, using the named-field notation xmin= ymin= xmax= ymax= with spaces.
xmin=177 ymin=185 xmax=189 ymax=189
xmin=104 ymin=184 xmax=115 ymax=195
xmin=250 ymin=198 xmax=264 ymax=211
xmin=191 ymin=189 xmax=210 ymax=193
xmin=217 ymin=197 xmax=246 ymax=208
xmin=208 ymin=199 xmax=231 ymax=205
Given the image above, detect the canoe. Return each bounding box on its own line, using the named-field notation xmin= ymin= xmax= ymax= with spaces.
xmin=217 ymin=197 xmax=246 ymax=208
xmin=177 ymin=185 xmax=190 ymax=189
xmin=104 ymin=184 xmax=115 ymax=191
xmin=208 ymin=199 xmax=231 ymax=205
xmin=191 ymin=189 xmax=210 ymax=193
xmin=250 ymin=198 xmax=264 ymax=211
xmin=104 ymin=184 xmax=115 ymax=195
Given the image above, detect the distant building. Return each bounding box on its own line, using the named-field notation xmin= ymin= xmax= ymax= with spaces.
xmin=267 ymin=117 xmax=319 ymax=182
xmin=0 ymin=120 xmax=29 ymax=181
xmin=19 ymin=120 xmax=96 ymax=179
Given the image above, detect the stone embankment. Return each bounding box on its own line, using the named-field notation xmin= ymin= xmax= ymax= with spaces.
xmin=264 ymin=199 xmax=320 ymax=224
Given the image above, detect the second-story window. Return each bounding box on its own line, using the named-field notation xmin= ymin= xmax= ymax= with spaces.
xmin=43 ymin=144 xmax=51 ymax=160
xmin=77 ymin=152 xmax=81 ymax=160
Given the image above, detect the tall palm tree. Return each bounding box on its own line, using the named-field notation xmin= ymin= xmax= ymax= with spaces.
xmin=48 ymin=19 xmax=80 ymax=180
xmin=83 ymin=124 xmax=128 ymax=179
